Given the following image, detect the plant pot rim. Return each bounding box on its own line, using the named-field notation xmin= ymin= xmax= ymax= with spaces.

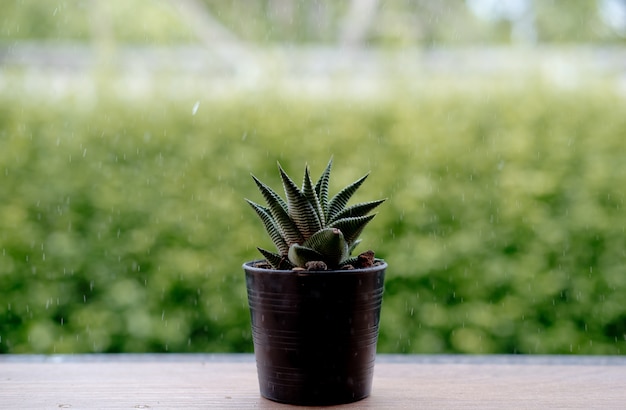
xmin=243 ymin=259 xmax=387 ymax=276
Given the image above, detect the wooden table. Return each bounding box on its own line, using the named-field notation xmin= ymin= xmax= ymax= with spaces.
xmin=1 ymin=354 xmax=625 ymax=409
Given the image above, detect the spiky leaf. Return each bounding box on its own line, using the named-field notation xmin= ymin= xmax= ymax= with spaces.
xmin=279 ymin=165 xmax=321 ymax=238
xmin=245 ymin=200 xmax=289 ymax=254
xmin=302 ymin=166 xmax=325 ymax=227
xmin=348 ymin=239 xmax=362 ymax=255
xmin=328 ymin=199 xmax=386 ymax=224
xmin=248 ymin=159 xmax=384 ymax=270
xmin=330 ymin=214 xmax=377 ymax=247
xmin=258 ymin=247 xmax=293 ymax=270
xmin=314 ymin=159 xmax=332 ymax=216
xmin=327 ymin=173 xmax=369 ymax=222
xmin=252 ymin=174 xmax=303 ymax=245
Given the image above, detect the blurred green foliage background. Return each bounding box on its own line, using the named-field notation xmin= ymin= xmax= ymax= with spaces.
xmin=3 ymin=0 xmax=626 ymax=45
xmin=1 ymin=0 xmax=626 ymax=355
xmin=1 ymin=82 xmax=625 ymax=354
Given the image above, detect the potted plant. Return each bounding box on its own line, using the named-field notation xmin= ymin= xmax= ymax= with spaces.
xmin=243 ymin=158 xmax=387 ymax=405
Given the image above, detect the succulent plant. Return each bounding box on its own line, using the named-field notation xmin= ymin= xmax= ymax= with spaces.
xmin=246 ymin=159 xmax=385 ymax=270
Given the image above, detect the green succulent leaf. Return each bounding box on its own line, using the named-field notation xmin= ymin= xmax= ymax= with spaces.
xmin=314 ymin=158 xmax=332 ymax=216
xmin=302 ymin=165 xmax=325 ymax=227
xmin=330 ymin=214 xmax=377 ymax=247
xmin=258 ymin=247 xmax=293 ymax=270
xmin=252 ymin=174 xmax=303 ymax=245
xmin=328 ymin=199 xmax=386 ymax=224
xmin=348 ymin=239 xmax=362 ymax=255
xmin=340 ymin=256 xmax=359 ymax=267
xmin=301 ymin=227 xmax=348 ymax=268
xmin=327 ymin=173 xmax=369 ymax=222
xmin=245 ymin=200 xmax=289 ymax=255
xmin=249 ymin=158 xmax=383 ymax=270
xmin=251 ymin=174 xmax=287 ymax=213
xmin=279 ymin=164 xmax=321 ymax=239
xmin=288 ymin=244 xmax=323 ymax=268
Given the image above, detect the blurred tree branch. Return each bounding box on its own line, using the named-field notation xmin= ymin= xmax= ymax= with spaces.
xmin=170 ymin=0 xmax=258 ymax=67
xmin=339 ymin=0 xmax=379 ymax=48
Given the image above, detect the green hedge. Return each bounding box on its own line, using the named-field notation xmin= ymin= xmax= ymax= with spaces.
xmin=1 ymin=85 xmax=625 ymax=354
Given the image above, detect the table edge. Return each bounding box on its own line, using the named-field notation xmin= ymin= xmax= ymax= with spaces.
xmin=1 ymin=353 xmax=625 ymax=366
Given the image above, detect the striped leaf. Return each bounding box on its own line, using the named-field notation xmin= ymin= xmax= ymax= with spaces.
xmin=251 ymin=174 xmax=302 ymax=245
xmin=245 ymin=199 xmax=289 ymax=254
xmin=279 ymin=164 xmax=321 ymax=238
xmin=327 ymin=199 xmax=386 ymax=224
xmin=327 ymin=173 xmax=369 ymax=222
xmin=340 ymin=256 xmax=359 ymax=267
xmin=329 ymin=214 xmax=377 ymax=247
xmin=314 ymin=159 xmax=332 ymax=217
xmin=302 ymin=165 xmax=325 ymax=227
xmin=249 ymin=159 xmax=383 ymax=270
xmin=258 ymin=247 xmax=293 ymax=270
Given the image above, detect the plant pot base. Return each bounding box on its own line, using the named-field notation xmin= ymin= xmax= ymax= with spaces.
xmin=244 ymin=260 xmax=386 ymax=406
xmin=258 ymin=373 xmax=373 ymax=405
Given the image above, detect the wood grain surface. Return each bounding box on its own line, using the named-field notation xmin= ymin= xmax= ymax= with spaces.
xmin=1 ymin=354 xmax=625 ymax=409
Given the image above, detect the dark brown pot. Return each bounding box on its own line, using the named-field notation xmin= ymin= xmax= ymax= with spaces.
xmin=243 ymin=260 xmax=387 ymax=406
